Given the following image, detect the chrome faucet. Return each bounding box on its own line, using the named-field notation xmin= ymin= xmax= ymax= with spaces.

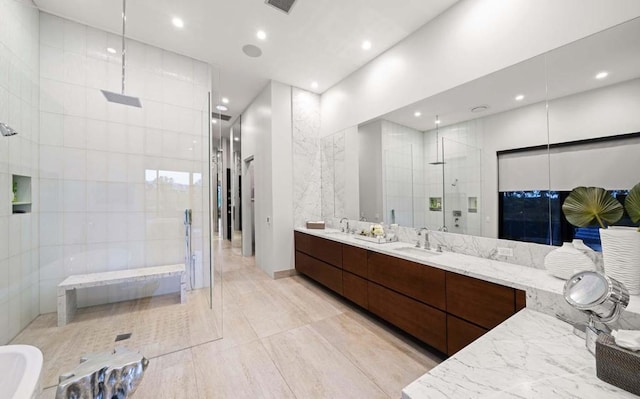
xmin=339 ymin=217 xmax=349 ymax=233
xmin=416 ymin=227 xmax=430 ymax=249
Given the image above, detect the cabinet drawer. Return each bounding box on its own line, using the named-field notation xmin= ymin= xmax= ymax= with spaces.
xmin=343 ymin=245 xmax=367 ymax=278
xmin=295 ymin=251 xmax=343 ymax=295
xmin=515 ymin=289 xmax=526 ymax=311
xmin=446 ymin=272 xmax=515 ymax=329
xmin=368 ymin=252 xmax=445 ymax=310
xmin=343 ymin=271 xmax=368 ymax=309
xmin=368 ymin=282 xmax=446 ymax=353
xmin=294 ymin=232 xmax=343 ymax=268
xmin=447 ymin=314 xmax=488 ymax=356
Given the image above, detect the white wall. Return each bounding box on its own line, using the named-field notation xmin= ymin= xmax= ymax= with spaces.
xmin=0 ymin=0 xmax=40 ymax=344
xmin=37 ymin=13 xmax=211 ymax=312
xmin=321 ymin=0 xmax=640 ymax=136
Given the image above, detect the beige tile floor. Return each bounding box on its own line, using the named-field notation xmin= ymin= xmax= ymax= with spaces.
xmin=36 ymin=237 xmax=441 ymax=398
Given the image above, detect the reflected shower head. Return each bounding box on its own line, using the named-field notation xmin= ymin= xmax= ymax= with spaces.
xmin=101 ymin=90 xmax=142 ymax=107
xmin=0 ymin=122 xmax=18 ymax=136
xmin=429 ymin=161 xmax=445 ymax=165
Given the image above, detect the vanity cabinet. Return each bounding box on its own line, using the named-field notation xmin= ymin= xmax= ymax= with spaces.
xmin=294 ymin=231 xmax=527 ymax=357
xmin=368 ymin=252 xmax=446 ymax=310
xmin=368 ymin=282 xmax=447 ymax=353
xmin=294 ymin=232 xmax=343 ymax=295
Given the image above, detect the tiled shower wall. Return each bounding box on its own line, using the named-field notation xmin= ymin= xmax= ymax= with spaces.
xmin=0 ymin=0 xmax=40 ymax=344
xmin=38 ymin=14 xmax=211 ymax=313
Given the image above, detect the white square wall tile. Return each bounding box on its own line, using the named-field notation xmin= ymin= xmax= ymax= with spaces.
xmin=85 ymin=85 xmax=108 ymax=119
xmin=40 ymin=179 xmax=63 ymax=213
xmin=86 ymin=119 xmax=108 ymax=151
xmin=63 ymin=244 xmax=87 ymax=276
xmin=127 ymin=212 xmax=145 ymax=241
xmin=40 ymin=212 xmax=63 ymax=246
xmin=86 ymin=212 xmax=108 ymax=243
xmin=63 ymin=19 xmax=86 ymax=55
xmin=63 ymin=115 xmax=87 ymax=149
xmin=39 ymin=13 xmax=65 ymax=49
xmin=107 ymin=152 xmax=128 ymax=182
xmin=107 ymin=182 xmax=128 ymax=212
xmin=62 ymin=83 xmax=86 ymax=117
xmin=127 ymin=127 xmax=145 ymax=155
xmin=63 ymin=52 xmax=86 ymax=86
xmin=107 ymin=213 xmax=127 ymax=242
xmin=63 ymin=213 xmax=86 ymax=245
xmin=39 ymin=245 xmax=64 ymax=280
xmin=40 ymin=112 xmax=64 ymax=146
xmin=86 ymin=243 xmax=108 ymax=273
xmin=86 ymin=150 xmax=108 ymax=181
xmin=86 ymin=181 xmax=108 ymax=212
xmin=63 ymin=148 xmax=86 ymax=180
xmin=62 ymin=180 xmax=86 ymax=212
xmin=107 ymin=122 xmax=128 ymax=153
xmin=40 ymin=44 xmax=64 ymax=80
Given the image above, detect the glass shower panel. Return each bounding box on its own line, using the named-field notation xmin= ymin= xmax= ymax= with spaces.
xmin=384 ymin=144 xmax=414 ymax=226
xmin=442 ymin=137 xmax=482 ymax=235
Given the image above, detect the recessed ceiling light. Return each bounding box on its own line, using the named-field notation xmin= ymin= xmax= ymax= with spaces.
xmin=211 ymin=119 xmax=218 ymax=124
xmin=362 ymin=40 xmax=372 ymax=50
xmin=172 ymin=17 xmax=184 ymax=29
xmin=216 ymin=105 xmax=228 ymax=112
xmin=311 ymin=81 xmax=319 ymax=89
xmin=595 ymin=71 xmax=608 ymax=79
xmin=256 ymin=30 xmax=267 ymax=40
xmin=515 ymin=94 xmax=524 ymax=101
xmin=435 ymin=119 xmax=441 ymax=125
xmin=107 ymin=47 xmax=117 ymax=54
xmin=234 ymin=137 xmax=239 ymax=141
xmin=221 ymin=97 xmax=229 ymax=104
xmin=414 ymin=111 xmax=421 ymax=117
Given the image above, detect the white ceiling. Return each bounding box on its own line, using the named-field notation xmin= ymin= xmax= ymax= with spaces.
xmin=381 ymin=17 xmax=640 ymax=132
xmin=34 ymin=0 xmax=459 ymax=127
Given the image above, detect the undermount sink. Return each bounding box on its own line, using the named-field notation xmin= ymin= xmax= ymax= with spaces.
xmin=394 ymin=246 xmax=442 ymax=257
xmin=0 ymin=345 xmax=43 ymax=399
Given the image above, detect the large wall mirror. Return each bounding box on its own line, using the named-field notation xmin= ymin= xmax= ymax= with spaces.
xmin=322 ymin=17 xmax=640 ymax=246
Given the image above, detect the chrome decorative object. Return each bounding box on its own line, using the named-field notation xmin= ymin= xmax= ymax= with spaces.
xmin=56 ymin=347 xmax=148 ymax=399
xmin=564 ymin=271 xmax=630 ymax=354
xmin=0 ymin=122 xmax=18 ymax=136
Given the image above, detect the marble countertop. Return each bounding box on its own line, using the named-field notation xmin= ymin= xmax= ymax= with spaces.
xmin=402 ymin=309 xmax=637 ymax=399
xmin=294 ymin=228 xmax=640 ymax=319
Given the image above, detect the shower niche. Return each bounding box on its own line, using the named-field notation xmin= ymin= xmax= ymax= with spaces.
xmin=11 ymin=174 xmax=31 ymax=214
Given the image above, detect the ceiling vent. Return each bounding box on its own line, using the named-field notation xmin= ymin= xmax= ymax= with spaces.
xmin=212 ymin=112 xmax=232 ymax=122
xmin=265 ymin=0 xmax=297 ymax=14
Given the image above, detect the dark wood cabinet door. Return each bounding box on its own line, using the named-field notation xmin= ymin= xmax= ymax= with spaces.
xmin=446 ymin=314 xmax=487 ymax=355
xmin=294 ymin=232 xmax=343 ymax=268
xmin=368 ymin=282 xmax=447 ymax=353
xmin=368 ymin=252 xmax=445 ymax=310
xmin=515 ymin=289 xmax=526 ymax=311
xmin=343 ymin=245 xmax=367 ymax=278
xmin=295 ymin=251 xmax=343 ymax=295
xmin=343 ymin=271 xmax=368 ymax=309
xmin=446 ymin=272 xmax=515 ymax=329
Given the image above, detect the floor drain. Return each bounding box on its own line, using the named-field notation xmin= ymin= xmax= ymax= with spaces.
xmin=115 ymin=333 xmax=132 ymax=342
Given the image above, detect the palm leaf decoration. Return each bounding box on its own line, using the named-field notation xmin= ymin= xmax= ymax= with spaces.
xmin=562 ymin=186 xmax=623 ymax=228
xmin=625 ymin=183 xmax=640 ymax=231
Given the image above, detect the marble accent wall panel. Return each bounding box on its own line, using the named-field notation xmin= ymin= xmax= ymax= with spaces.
xmin=320 ymin=135 xmax=335 ymax=220
xmin=333 ymin=132 xmax=346 ymax=217
xmin=292 ymin=87 xmax=321 ymax=227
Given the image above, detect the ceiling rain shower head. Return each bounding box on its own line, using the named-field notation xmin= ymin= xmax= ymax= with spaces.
xmin=102 ymin=0 xmax=142 ymax=108
xmin=0 ymin=122 xmax=18 ymax=136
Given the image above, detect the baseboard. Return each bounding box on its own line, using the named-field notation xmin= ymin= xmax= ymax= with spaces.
xmin=273 ymin=268 xmax=298 ymax=279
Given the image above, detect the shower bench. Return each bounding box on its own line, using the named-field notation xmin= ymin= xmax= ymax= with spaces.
xmin=57 ymin=264 xmax=187 ymax=327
